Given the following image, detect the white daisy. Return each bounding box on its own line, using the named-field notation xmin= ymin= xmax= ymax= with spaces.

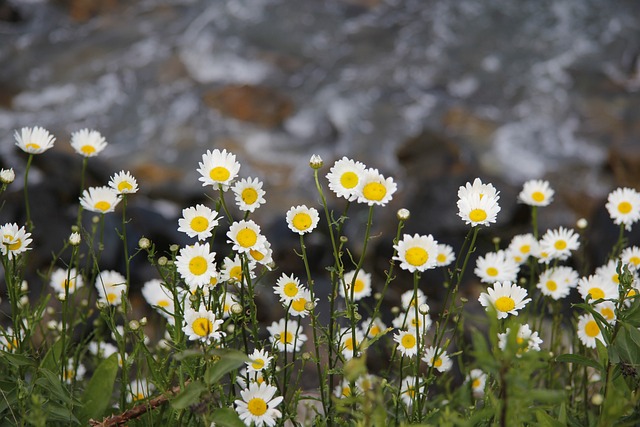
xmin=79 ymin=186 xmax=120 ymax=214
xmin=235 ymin=382 xmax=283 ymax=427
xmin=621 ymin=246 xmax=640 ymax=271
xmin=248 ymin=240 xmax=274 ymax=268
xmin=474 ymin=250 xmax=520 ymax=284
xmin=435 ymin=243 xmax=456 ymax=267
xmin=326 ymin=157 xmax=367 ymax=201
xmin=0 ymin=223 xmax=32 ymax=259
xmin=14 ymin=126 xmax=55 ymax=154
xmin=467 ymin=369 xmax=487 ymax=398
xmin=87 ymin=341 xmax=118 ymax=359
xmin=227 ymin=219 xmax=267 ymax=254
xmin=70 ymin=129 xmax=107 ymax=157
xmin=394 ymin=329 xmax=419 ymax=357
xmin=595 ymin=301 xmax=617 ymax=324
xmin=596 ymin=259 xmax=638 ymax=289
xmin=400 ymin=288 xmax=427 ymax=310
xmin=338 ymin=328 xmax=364 ymax=360
xmin=273 ymin=273 xmax=304 ymax=303
xmin=339 ymin=270 xmax=372 ymax=301
xmin=178 ymin=204 xmax=219 ymax=241
xmin=236 ymin=368 xmax=267 ymax=389
xmin=285 ymin=205 xmax=320 ymax=235
xmin=182 ymin=307 xmax=224 ymax=344
xmin=518 ymin=179 xmax=554 ymax=207
xmin=95 ymin=270 xmax=127 ymax=306
xmin=355 ymin=168 xmax=397 ymax=206
xmin=355 ymin=374 xmax=376 ymax=394
xmin=141 ymin=279 xmax=175 ymax=322
xmin=457 ymin=188 xmax=501 ymax=227
xmin=576 ymin=313 xmax=605 ymax=349
xmin=287 ymin=288 xmax=314 ymax=318
xmin=536 ymin=266 xmax=579 ymax=300
xmin=267 ymin=319 xmax=307 ymax=353
xmin=220 ymin=291 xmax=239 ymax=318
xmin=246 ymin=349 xmax=272 ymax=373
xmin=392 ymin=311 xmax=432 ymax=335
xmin=497 ymin=323 xmax=543 ymax=353
xmin=422 ymin=346 xmax=452 ymax=373
xmin=478 ymin=281 xmax=531 ymax=319
xmin=457 ymin=177 xmax=499 ymax=201
xmin=232 ymin=177 xmax=266 ymax=212
xmin=506 ymin=233 xmax=538 ymax=265
xmin=109 ymin=170 xmax=138 ymax=194
xmin=127 ymin=378 xmax=155 ymax=403
xmin=219 ymin=254 xmax=256 ymax=285
xmin=334 ymin=379 xmax=354 ymax=398
xmin=197 ymin=149 xmax=241 ymax=190
xmin=400 ymin=376 xmax=419 ymax=407
xmin=175 ymin=242 xmax=217 ymax=287
xmin=577 ymin=274 xmax=618 ymax=303
xmin=393 ymin=233 xmax=439 ymax=273
xmin=605 ymin=187 xmax=640 ymax=231
xmin=361 ymin=317 xmax=387 ymax=338
xmin=63 ymin=361 xmax=86 ymax=384
xmin=538 ymin=227 xmax=580 ymax=262
xmin=49 ymin=268 xmax=83 ymax=297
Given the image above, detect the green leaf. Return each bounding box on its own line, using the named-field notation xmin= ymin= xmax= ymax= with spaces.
xmin=173 ymin=348 xmax=204 ymax=361
xmin=205 ymin=349 xmax=250 ymax=386
xmin=209 ymin=407 xmax=246 ymax=427
xmin=35 ymin=368 xmax=74 ymax=406
xmin=612 ymin=322 xmax=640 ymax=365
xmin=535 ymin=409 xmax=566 ymax=427
xmin=1 ymin=352 xmax=35 ymax=368
xmin=40 ymin=338 xmax=63 ymax=372
xmin=79 ymin=354 xmax=119 ymax=424
xmin=555 ymin=354 xmax=603 ymax=372
xmin=43 ymin=402 xmax=80 ymax=424
xmin=171 ymin=380 xmax=207 ymax=410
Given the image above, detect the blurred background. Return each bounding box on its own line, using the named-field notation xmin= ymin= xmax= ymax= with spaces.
xmin=1 ymin=0 xmax=640 ymax=318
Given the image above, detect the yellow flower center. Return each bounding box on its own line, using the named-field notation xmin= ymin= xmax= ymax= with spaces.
xmin=494 ymin=296 xmax=515 ymax=312
xmin=279 ymin=331 xmax=293 ymax=344
xmin=600 ymin=307 xmax=615 ymax=321
xmin=252 ymin=359 xmax=265 ymax=370
xmin=627 ymin=289 xmax=637 ymax=298
xmin=437 ymin=253 xmax=446 ymax=263
xmin=283 ymin=282 xmax=299 ymax=298
xmin=342 ymin=386 xmax=352 ymax=397
xmin=618 ymin=201 xmax=632 ymax=214
xmin=344 ymin=337 xmax=354 ymax=351
xmin=362 ymin=182 xmax=386 ymax=201
xmin=434 ymin=358 xmax=443 ymax=368
xmin=531 ymin=191 xmax=545 ymax=202
xmin=63 ymin=279 xmax=74 ymax=290
xmin=612 ymin=274 xmax=619 ymax=284
xmin=292 ymin=212 xmax=312 ymax=231
xmin=585 ymin=320 xmax=600 ymax=338
xmin=405 ymin=247 xmax=428 ymax=266
xmin=249 ymin=248 xmax=265 ymax=261
xmin=554 ymin=240 xmax=567 ymax=250
xmin=117 ymin=181 xmax=133 ymax=192
xmin=629 ymin=256 xmax=640 ymax=266
xmin=26 ymin=142 xmax=41 ymax=151
xmin=370 ymin=325 xmax=380 ymax=336
xmin=247 ymin=397 xmax=267 ymax=416
xmin=472 ymin=378 xmax=481 ymax=389
xmin=133 ymin=392 xmax=145 ymax=402
xmin=81 ymin=145 xmax=96 ymax=155
xmin=190 ymin=216 xmax=209 ymax=233
xmin=546 ymin=280 xmax=557 ymax=291
xmin=520 ymin=244 xmax=531 ymax=254
xmin=404 ymin=387 xmax=416 ymax=398
xmin=188 ymin=256 xmax=208 ymax=276
xmin=353 ymin=279 xmax=365 ymax=293
xmin=241 ymin=187 xmax=258 ymax=204
xmin=210 ymin=276 xmax=219 ymax=287
xmin=209 ymin=166 xmax=230 ymax=182
xmin=486 ymin=267 xmax=499 ymax=277
xmin=469 ymin=209 xmax=487 ymax=223
xmin=236 ymin=228 xmax=257 ymax=248
xmin=157 ymin=299 xmax=170 ymax=308
xmin=94 ymin=201 xmax=111 ymax=212
xmin=229 ymin=266 xmax=243 ymax=282
xmin=340 ymin=171 xmax=359 ymax=189
xmin=192 ymin=317 xmax=213 ymax=337
xmin=6 ymin=238 xmax=21 ymax=251
xmin=291 ymin=297 xmax=307 ymax=312
xmin=588 ymin=288 xmax=604 ymax=301
xmin=107 ymin=293 xmax=118 ymax=304
xmin=401 ymin=334 xmax=416 ymax=349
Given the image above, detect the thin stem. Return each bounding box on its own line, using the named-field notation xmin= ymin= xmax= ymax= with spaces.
xmin=24 ymin=154 xmax=34 ymax=232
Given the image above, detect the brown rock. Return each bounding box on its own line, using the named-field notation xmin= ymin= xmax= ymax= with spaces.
xmin=131 ymin=162 xmax=184 ymax=186
xmin=54 ymin=0 xmax=119 ymax=22
xmin=608 ymin=142 xmax=640 ymax=189
xmin=442 ymin=106 xmax=498 ymax=147
xmin=203 ymin=84 xmax=295 ymax=128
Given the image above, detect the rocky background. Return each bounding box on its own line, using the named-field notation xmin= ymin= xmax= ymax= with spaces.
xmin=1 ymin=0 xmax=640 ymax=327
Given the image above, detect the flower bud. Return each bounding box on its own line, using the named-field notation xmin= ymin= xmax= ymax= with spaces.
xmin=0 ymin=168 xmax=15 ymax=184
xmin=309 ymin=154 xmax=323 ymax=169
xmin=576 ymin=218 xmax=588 ymax=229
xmin=397 ymin=208 xmax=410 ymax=221
xmin=138 ymin=237 xmax=151 ymax=249
xmin=128 ymin=320 xmax=140 ymax=331
xmin=69 ymin=232 xmax=81 ymax=246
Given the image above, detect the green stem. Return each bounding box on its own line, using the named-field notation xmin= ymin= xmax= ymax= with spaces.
xmin=24 ymin=154 xmax=34 ymax=232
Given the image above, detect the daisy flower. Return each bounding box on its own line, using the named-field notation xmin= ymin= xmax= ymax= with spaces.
xmin=232 ymin=177 xmax=266 ymax=212
xmin=273 ymin=273 xmax=304 ymax=303
xmin=457 ymin=189 xmax=501 ymax=227
xmin=577 ymin=274 xmax=618 ymax=303
xmin=234 ymin=382 xmax=283 ymax=427
xmin=334 ymin=379 xmax=354 ymax=398
xmin=182 ymin=307 xmax=224 ymax=344
xmin=141 ymin=279 xmax=175 ymax=322
xmin=285 ymin=205 xmax=320 ymax=235
xmin=109 ymin=170 xmax=138 ymax=194
xmin=577 ymin=313 xmax=605 ymax=348
xmin=467 ymin=369 xmax=487 ymax=398
xmin=400 ymin=376 xmax=419 ymax=407
xmin=14 ymin=126 xmax=55 ymax=154
xmin=326 ymin=157 xmax=367 ymax=201
xmin=197 ymin=149 xmax=240 ymax=190
xmin=219 ymin=254 xmax=256 ymax=284
xmin=95 ymin=270 xmax=127 ymax=306
xmin=267 ymin=319 xmax=307 ymax=353
xmin=0 ymin=223 xmax=32 ymax=259
xmin=178 ymin=204 xmax=219 ymax=241
xmin=393 ymin=233 xmax=439 ymax=273
xmin=435 ymin=243 xmax=456 ymax=267
xmin=621 ymin=246 xmax=640 ymax=271
xmin=0 ymin=168 xmax=15 ymax=184
xmin=355 ymin=374 xmax=377 ymax=393
xmin=474 ymin=250 xmax=520 ymax=284
xmin=287 ymin=288 xmax=315 ymax=318
xmin=392 ymin=311 xmax=432 ymax=334
xmin=536 ymin=266 xmax=579 ymax=300
xmin=595 ymin=301 xmax=617 ymax=324
xmin=339 ymin=270 xmax=372 ymax=301
xmin=606 ymin=187 xmax=640 ymax=231
xmin=401 ymin=288 xmax=427 ymax=309
xmin=63 ymin=360 xmax=86 ymax=384
xmin=127 ymin=378 xmax=155 ymax=403
xmin=506 ymin=233 xmax=538 ymax=265
xmin=497 ymin=323 xmax=543 ymax=353
xmin=361 ymin=317 xmax=387 ymax=338
xmin=457 ymin=177 xmax=499 ymax=201
xmin=246 ymin=349 xmax=272 ymax=373
xmin=227 ymin=219 xmax=268 ymax=253
xmin=394 ymin=329 xmax=419 ymax=357
xmin=80 ymin=186 xmax=120 ymax=214
xmin=478 ymin=281 xmax=531 ymax=319
xmin=538 ymin=227 xmax=580 ymax=261
xmin=596 ymin=259 xmax=638 ymax=288
xmin=355 ymin=168 xmax=397 ymax=206
xmin=236 ymin=368 xmax=267 ymax=389
xmin=87 ymin=341 xmax=118 ymax=359
xmin=248 ymin=240 xmax=274 ymax=268
xmin=338 ymin=328 xmax=364 ymax=360
xmin=221 ymin=291 xmax=239 ymax=318
xmin=70 ymin=129 xmax=107 ymax=157
xmin=49 ymin=268 xmax=83 ymax=297
xmin=422 ymin=346 xmax=452 ymax=373
xmin=0 ymin=328 xmax=18 ymax=352
xmin=518 ymin=179 xmax=554 ymax=207
xmin=175 ymin=242 xmax=217 ymax=287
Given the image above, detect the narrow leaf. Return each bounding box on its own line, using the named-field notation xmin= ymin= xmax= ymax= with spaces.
xmin=555 ymin=354 xmax=603 ymax=372
xmin=171 ymin=380 xmax=207 ymax=410
xmin=205 ymin=350 xmax=250 ymax=386
xmin=79 ymin=354 xmax=119 ymax=423
xmin=209 ymin=407 xmax=246 ymax=427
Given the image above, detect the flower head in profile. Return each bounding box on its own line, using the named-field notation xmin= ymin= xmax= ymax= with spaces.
xmin=232 ymin=177 xmax=267 ymax=212
xmin=577 ymin=274 xmax=618 ymax=303
xmin=538 ymin=227 xmax=580 ymax=262
xmin=536 ymin=266 xmax=579 ymax=300
xmin=267 ymin=319 xmax=307 ymax=353
xmin=1 ymin=223 xmax=32 ymax=259
xmin=95 ymin=270 xmax=127 ymax=306
xmin=435 ymin=243 xmax=456 ymax=267
xmin=457 ymin=179 xmax=501 ymax=227
xmin=393 ymin=233 xmax=439 ymax=273
xmin=127 ymin=378 xmax=155 ymax=403
xmin=467 ymin=369 xmax=487 ymax=398
xmin=361 ymin=317 xmax=387 ymax=338
xmin=458 ymin=177 xmax=499 ymax=201
xmin=605 ymin=187 xmax=640 ymax=231
xmin=286 ymin=288 xmax=315 ymax=318
xmin=474 ymin=250 xmax=520 ymax=284
xmin=178 ymin=204 xmax=219 ymax=241
xmin=621 ymin=246 xmax=640 ymax=271
xmin=14 ymin=126 xmax=55 ymax=154
xmin=197 ymin=149 xmax=240 ymax=191
xmin=577 ymin=313 xmax=605 ymax=348
xmin=219 ymin=254 xmax=255 ymax=285
xmin=394 ymin=329 xmax=419 ymax=357
xmin=141 ymin=279 xmax=175 ymax=322
xmin=518 ymin=179 xmax=554 ymax=207
xmin=338 ymin=328 xmax=364 ymax=360
xmin=356 ymin=168 xmax=397 ymax=206
xmin=49 ymin=268 xmax=83 ymax=297
xmin=498 ymin=323 xmax=543 ymax=354
xmin=286 ymin=205 xmax=319 ymax=235
xmin=478 ymin=281 xmax=531 ymax=319
xmin=248 ymin=240 xmax=274 ymax=268
xmin=506 ymin=233 xmax=538 ymax=265
xmin=422 ymin=346 xmax=452 ymax=373
xmin=80 ymin=186 xmax=120 ymax=214
xmin=401 ymin=288 xmax=427 ymax=310
xmin=0 ymin=168 xmax=15 ymax=185
xmin=246 ymin=349 xmax=272 ymax=373
xmin=339 ymin=270 xmax=372 ymax=301
xmin=70 ymin=129 xmax=107 ymax=157
xmin=175 ymin=242 xmax=217 ymax=287
xmin=392 ymin=311 xmax=432 ymax=335
xmin=326 ymin=157 xmax=367 ymax=201
xmin=182 ymin=307 xmax=224 ymax=344
xmin=595 ymin=259 xmax=638 ymax=289
xmin=227 ymin=220 xmax=268 ymax=254
xmin=234 ymin=382 xmax=283 ymax=427
xmin=109 ymin=171 xmax=138 ymax=194
xmin=400 ymin=376 xmax=419 ymax=407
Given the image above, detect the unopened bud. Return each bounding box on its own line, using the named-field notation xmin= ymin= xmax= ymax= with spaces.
xmin=304 ymin=301 xmax=314 ymax=311
xmin=231 ymin=303 xmax=243 ymax=315
xmin=69 ymin=232 xmax=81 ymax=246
xmin=577 ymin=218 xmax=588 ymax=229
xmin=169 ymin=244 xmax=179 ymax=253
xmin=397 ymin=208 xmax=410 ymax=221
xmin=158 ymin=256 xmax=168 ymax=266
xmin=591 ymin=393 xmax=603 ymax=406
xmin=309 ymin=154 xmax=323 ymax=169
xmin=418 ymin=303 xmax=429 ymax=315
xmin=138 ymin=237 xmax=151 ymax=249
xmin=128 ymin=320 xmax=140 ymax=331
xmin=0 ymin=168 xmax=15 ymax=184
